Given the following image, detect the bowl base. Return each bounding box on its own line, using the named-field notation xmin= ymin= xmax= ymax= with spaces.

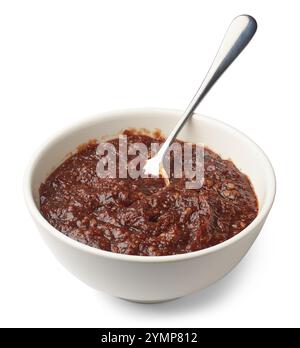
xmin=118 ymin=296 xmax=180 ymax=304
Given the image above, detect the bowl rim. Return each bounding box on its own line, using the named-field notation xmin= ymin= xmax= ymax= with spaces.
xmin=24 ymin=108 xmax=276 ymax=263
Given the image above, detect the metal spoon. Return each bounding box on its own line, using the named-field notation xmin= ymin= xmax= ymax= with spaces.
xmin=143 ymin=15 xmax=257 ymax=179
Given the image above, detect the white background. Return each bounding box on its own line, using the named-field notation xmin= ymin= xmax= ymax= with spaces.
xmin=0 ymin=0 xmax=299 ymax=328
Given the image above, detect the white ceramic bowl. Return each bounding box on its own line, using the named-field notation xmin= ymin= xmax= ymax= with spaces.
xmin=24 ymin=108 xmax=276 ymax=303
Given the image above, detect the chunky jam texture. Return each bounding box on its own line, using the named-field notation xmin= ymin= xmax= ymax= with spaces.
xmin=40 ymin=132 xmax=258 ymax=256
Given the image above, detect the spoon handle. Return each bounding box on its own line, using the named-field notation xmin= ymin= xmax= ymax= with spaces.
xmin=158 ymin=15 xmax=257 ymax=157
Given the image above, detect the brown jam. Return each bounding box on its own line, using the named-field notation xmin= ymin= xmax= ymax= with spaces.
xmin=39 ymin=131 xmax=258 ymax=256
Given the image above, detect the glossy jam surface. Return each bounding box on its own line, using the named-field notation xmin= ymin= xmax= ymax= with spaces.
xmin=40 ymin=132 xmax=258 ymax=256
